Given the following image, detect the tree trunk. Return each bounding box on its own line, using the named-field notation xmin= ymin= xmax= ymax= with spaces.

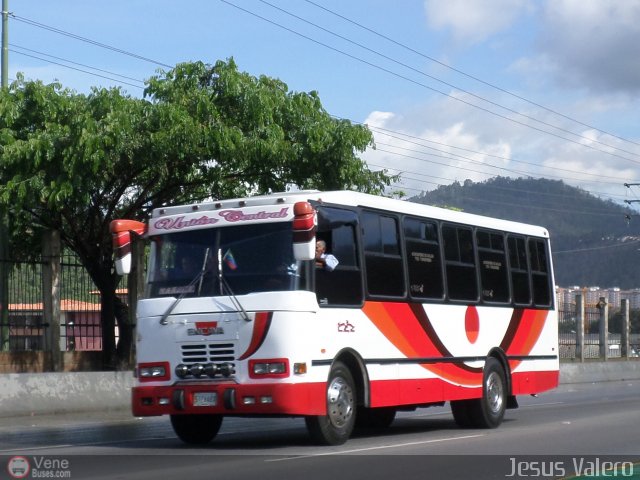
xmin=100 ymin=287 xmax=117 ymax=370
xmin=115 ymin=297 xmax=133 ymax=369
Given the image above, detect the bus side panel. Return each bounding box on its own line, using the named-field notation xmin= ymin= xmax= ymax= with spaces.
xmin=511 ymin=370 xmax=559 ymax=396
xmin=368 ymin=378 xmax=485 ymax=408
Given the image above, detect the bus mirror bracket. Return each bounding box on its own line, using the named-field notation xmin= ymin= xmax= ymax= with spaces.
xmin=110 ymin=219 xmax=147 ymax=275
xmin=292 ymin=201 xmax=316 ymax=261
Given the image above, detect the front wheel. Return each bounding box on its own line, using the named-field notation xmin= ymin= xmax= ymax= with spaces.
xmin=305 ymin=361 xmax=357 ymax=445
xmin=170 ymin=414 xmax=223 ymax=444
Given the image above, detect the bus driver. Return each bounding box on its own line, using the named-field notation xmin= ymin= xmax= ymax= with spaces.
xmin=315 ymin=240 xmax=339 ymax=272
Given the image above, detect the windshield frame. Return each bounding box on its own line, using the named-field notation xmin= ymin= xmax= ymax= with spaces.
xmin=145 ymin=221 xmax=311 ymax=299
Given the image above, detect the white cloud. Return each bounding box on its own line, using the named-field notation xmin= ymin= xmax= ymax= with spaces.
xmin=423 ymin=0 xmax=534 ymax=45
xmin=362 ymin=92 xmax=640 ymax=201
xmin=363 ymin=103 xmax=519 ymax=195
xmin=535 ymin=0 xmax=640 ymax=94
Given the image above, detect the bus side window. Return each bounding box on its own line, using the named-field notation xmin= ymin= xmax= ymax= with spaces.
xmin=404 ymin=217 xmax=444 ymax=300
xmin=477 ymin=230 xmax=509 ymax=303
xmin=529 ymin=238 xmax=552 ymax=307
xmin=443 ymin=225 xmax=478 ymax=302
xmin=315 ymin=224 xmax=363 ymax=307
xmin=362 ymin=211 xmax=405 ymax=298
xmin=508 ymin=236 xmax=531 ymax=305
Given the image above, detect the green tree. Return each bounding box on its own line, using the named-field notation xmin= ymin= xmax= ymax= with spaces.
xmin=0 ymin=59 xmax=392 ymax=368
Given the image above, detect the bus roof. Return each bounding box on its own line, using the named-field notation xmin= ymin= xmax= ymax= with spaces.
xmin=152 ymin=190 xmax=549 ymax=238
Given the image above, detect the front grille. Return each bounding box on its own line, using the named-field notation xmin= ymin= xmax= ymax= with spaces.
xmin=180 ymin=343 xmax=236 ymax=365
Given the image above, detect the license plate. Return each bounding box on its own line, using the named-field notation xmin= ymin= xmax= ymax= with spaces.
xmin=193 ymin=392 xmax=217 ymax=407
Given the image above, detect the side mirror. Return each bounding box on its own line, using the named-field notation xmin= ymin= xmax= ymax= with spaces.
xmin=292 ymin=201 xmax=316 ymax=261
xmin=110 ymin=219 xmax=147 ymax=275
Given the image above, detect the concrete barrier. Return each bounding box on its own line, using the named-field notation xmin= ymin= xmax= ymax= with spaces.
xmin=1 ymin=362 xmax=639 ymax=418
xmin=0 ymin=371 xmax=135 ymax=418
xmin=559 ymin=360 xmax=640 ymax=384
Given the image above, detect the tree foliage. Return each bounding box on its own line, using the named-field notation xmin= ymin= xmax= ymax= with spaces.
xmin=0 ymin=59 xmax=392 ymax=367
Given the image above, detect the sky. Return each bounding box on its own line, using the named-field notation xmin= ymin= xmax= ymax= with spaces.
xmin=5 ymin=0 xmax=640 ymax=208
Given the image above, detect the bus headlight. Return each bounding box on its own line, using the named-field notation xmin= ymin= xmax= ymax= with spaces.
xmin=138 ymin=362 xmax=170 ymax=382
xmin=249 ymin=359 xmax=289 ymax=378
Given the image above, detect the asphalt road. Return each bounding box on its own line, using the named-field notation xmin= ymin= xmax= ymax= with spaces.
xmin=1 ymin=380 xmax=639 ymax=479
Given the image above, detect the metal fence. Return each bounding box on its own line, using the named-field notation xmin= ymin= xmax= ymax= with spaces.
xmin=1 ymin=255 xmax=105 ymax=352
xmin=559 ymin=297 xmax=640 ymax=360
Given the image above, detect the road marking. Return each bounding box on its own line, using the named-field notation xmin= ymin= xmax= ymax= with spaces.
xmin=0 ymin=437 xmax=172 ymax=453
xmin=0 ymin=444 xmax=73 ymax=453
xmin=266 ymin=434 xmax=486 ymax=462
xmin=520 ymin=401 xmax=564 ymax=408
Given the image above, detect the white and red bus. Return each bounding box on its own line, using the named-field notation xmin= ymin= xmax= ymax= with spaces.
xmin=110 ymin=190 xmax=558 ymax=445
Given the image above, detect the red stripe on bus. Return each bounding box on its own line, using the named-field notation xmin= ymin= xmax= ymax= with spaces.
xmin=237 ymin=312 xmax=273 ymax=360
xmin=363 ymin=301 xmax=482 ymax=387
xmin=363 ymin=301 xmax=552 ymax=388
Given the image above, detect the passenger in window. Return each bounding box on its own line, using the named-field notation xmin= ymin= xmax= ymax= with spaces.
xmin=315 ymin=240 xmax=339 ymax=272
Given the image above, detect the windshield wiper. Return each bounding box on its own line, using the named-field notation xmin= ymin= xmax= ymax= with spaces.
xmin=159 ymin=248 xmax=212 ymax=326
xmin=159 ymin=247 xmax=252 ymax=325
xmin=217 ymin=248 xmax=251 ymax=322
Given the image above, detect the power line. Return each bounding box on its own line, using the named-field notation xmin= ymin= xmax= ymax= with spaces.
xmin=10 ymin=5 xmax=638 ymax=206
xmin=10 ymin=14 xmax=172 ymax=69
xmin=374 ymin=156 xmax=629 ymax=207
xmin=218 ymin=1 xmax=640 ymax=167
xmin=302 ymin=0 xmax=640 ymax=150
xmin=258 ymin=0 xmax=640 ymax=162
xmin=374 ymin=142 xmax=627 ymax=189
xmin=554 ymin=240 xmax=640 ymax=254
xmin=368 ymin=125 xmax=631 ymax=184
xmin=386 ymin=175 xmax=633 ymax=220
xmin=376 ymin=142 xmax=542 ymax=180
xmin=21 ymin=6 xmax=629 ymax=188
xmin=9 ymin=48 xmax=143 ymax=90
xmin=13 ymin=7 xmax=640 ymax=188
xmin=11 ymin=44 xmax=145 ymax=86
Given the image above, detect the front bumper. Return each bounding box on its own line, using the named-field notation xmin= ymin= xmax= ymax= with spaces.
xmin=132 ymin=381 xmax=326 ymax=417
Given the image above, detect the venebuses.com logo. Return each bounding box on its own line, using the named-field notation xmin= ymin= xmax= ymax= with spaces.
xmin=7 ymin=456 xmax=29 ymax=479
xmin=6 ymin=455 xmax=72 ymax=478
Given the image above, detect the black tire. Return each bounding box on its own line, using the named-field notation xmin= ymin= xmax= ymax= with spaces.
xmin=170 ymin=414 xmax=223 ymax=445
xmin=450 ymin=399 xmax=474 ymax=428
xmin=305 ymin=361 xmax=357 ymax=445
xmin=470 ymin=357 xmax=507 ymax=428
xmin=355 ymin=407 xmax=396 ymax=429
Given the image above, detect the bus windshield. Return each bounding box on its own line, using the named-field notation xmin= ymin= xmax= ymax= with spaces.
xmin=146 ymin=222 xmax=310 ymax=298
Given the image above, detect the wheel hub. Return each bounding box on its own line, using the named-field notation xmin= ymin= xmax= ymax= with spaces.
xmin=486 ymin=371 xmax=504 ymax=414
xmin=327 ymin=376 xmax=354 ymax=427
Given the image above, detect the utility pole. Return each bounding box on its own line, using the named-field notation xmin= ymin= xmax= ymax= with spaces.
xmin=1 ymin=0 xmax=7 ymax=87
xmin=624 ymin=184 xmax=640 ymax=224
xmin=0 ymin=0 xmax=9 ymax=351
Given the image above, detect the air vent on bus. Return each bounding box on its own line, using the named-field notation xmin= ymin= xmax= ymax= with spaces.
xmin=180 ymin=343 xmax=236 ymax=365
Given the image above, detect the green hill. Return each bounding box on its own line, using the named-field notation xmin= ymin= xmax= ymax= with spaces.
xmin=409 ymin=177 xmax=640 ymax=288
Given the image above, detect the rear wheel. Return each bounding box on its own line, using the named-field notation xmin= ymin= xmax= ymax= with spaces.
xmin=473 ymin=357 xmax=507 ymax=428
xmin=451 ymin=358 xmax=507 ymax=429
xmin=305 ymin=361 xmax=357 ymax=445
xmin=170 ymin=414 xmax=223 ymax=444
